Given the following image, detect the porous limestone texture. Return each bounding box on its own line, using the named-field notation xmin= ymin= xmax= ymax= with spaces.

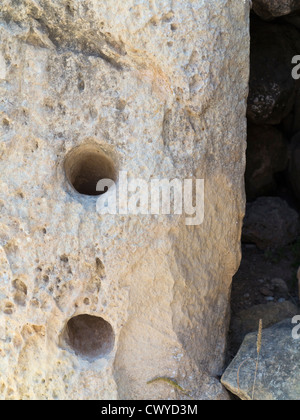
xmin=0 ymin=0 xmax=249 ymax=400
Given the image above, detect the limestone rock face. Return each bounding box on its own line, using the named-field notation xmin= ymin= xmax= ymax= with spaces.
xmin=0 ymin=0 xmax=249 ymax=400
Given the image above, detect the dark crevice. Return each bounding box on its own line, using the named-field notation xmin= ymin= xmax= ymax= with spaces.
xmin=228 ymin=9 xmax=300 ymax=367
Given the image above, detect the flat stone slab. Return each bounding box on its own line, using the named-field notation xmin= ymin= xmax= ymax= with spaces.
xmin=222 ymin=318 xmax=300 ymax=400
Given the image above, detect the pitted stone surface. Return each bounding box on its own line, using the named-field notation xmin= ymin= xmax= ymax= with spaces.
xmin=0 ymin=0 xmax=249 ymax=400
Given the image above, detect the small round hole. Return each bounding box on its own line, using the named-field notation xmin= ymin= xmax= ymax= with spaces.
xmin=64 ymin=314 xmax=115 ymax=361
xmin=64 ymin=144 xmax=117 ymax=196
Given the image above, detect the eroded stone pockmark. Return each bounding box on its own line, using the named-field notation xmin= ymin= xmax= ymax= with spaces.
xmin=63 ymin=314 xmax=115 ymax=361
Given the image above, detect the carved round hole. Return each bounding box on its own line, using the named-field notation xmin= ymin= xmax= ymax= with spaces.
xmin=65 ymin=314 xmax=115 ymax=361
xmin=64 ymin=144 xmax=117 ymax=196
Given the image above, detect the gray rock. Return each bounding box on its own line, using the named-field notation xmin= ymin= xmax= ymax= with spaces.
xmin=242 ymin=197 xmax=299 ymax=250
xmin=222 ymin=319 xmax=300 ymax=400
xmin=253 ymin=0 xmax=300 ymax=20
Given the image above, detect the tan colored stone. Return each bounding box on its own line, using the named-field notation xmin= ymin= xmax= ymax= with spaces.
xmin=0 ymin=0 xmax=250 ymax=400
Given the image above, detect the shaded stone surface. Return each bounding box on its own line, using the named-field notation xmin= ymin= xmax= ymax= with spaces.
xmin=242 ymin=197 xmax=299 ymax=250
xmin=252 ymin=0 xmax=300 ymax=20
xmin=222 ymin=319 xmax=300 ymax=400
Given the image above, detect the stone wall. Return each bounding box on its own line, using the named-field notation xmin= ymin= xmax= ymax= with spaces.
xmin=0 ymin=0 xmax=250 ymax=400
xmin=223 ymin=0 xmax=300 ymax=401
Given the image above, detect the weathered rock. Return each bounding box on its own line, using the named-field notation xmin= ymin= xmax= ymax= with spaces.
xmin=222 ymin=319 xmax=300 ymax=400
xmin=0 ymin=0 xmax=250 ymax=400
xmin=245 ymin=124 xmax=288 ymax=200
xmin=252 ymin=0 xmax=300 ymax=20
xmin=288 ymin=133 xmax=300 ymax=204
xmin=242 ymin=197 xmax=299 ymax=250
xmin=230 ymin=301 xmax=298 ymax=353
xmin=247 ymin=17 xmax=299 ymax=125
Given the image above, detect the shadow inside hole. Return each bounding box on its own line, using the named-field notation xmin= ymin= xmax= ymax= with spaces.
xmin=64 ymin=314 xmax=115 ymax=361
xmin=64 ymin=144 xmax=117 ymax=196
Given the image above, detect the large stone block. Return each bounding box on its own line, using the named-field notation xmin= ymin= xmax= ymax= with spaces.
xmin=0 ymin=0 xmax=249 ymax=400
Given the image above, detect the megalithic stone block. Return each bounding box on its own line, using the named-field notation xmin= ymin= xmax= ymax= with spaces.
xmin=0 ymin=0 xmax=249 ymax=400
